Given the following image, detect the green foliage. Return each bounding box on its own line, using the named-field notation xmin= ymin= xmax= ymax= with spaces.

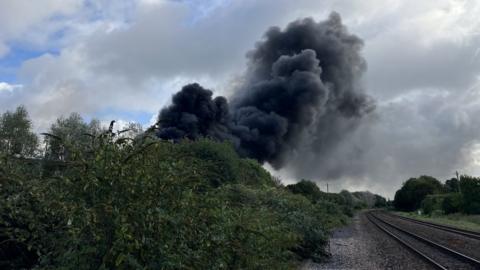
xmin=221 ymin=185 xmax=339 ymax=263
xmin=0 ymin=136 xmax=347 ymax=269
xmin=445 ymin=178 xmax=460 ymax=193
xmin=394 ymin=174 xmax=480 ymax=215
xmin=442 ymin=193 xmax=463 ymax=214
xmin=286 ymin=180 xmax=323 ymax=202
xmin=175 ymin=139 xmax=243 ymax=187
xmin=421 ymin=194 xmax=445 ymax=215
xmin=351 ymin=191 xmax=379 ymax=208
xmin=0 ymin=106 xmax=38 ymax=157
xmin=43 ymin=113 xmax=103 ymax=161
xmin=286 ymin=181 xmax=386 ymax=217
xmin=394 ymin=175 xmax=443 ymax=211
xmin=374 ymin=194 xmax=387 ymax=208
xmin=237 ymin=158 xmax=276 ymax=187
xmin=459 ymin=175 xmax=480 ymax=214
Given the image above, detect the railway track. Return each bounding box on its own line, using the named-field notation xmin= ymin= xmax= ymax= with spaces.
xmin=367 ymin=211 xmax=480 ymax=270
xmin=384 ymin=212 xmax=480 ymax=240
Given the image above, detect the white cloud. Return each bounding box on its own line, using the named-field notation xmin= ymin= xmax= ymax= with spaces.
xmin=0 ymin=82 xmax=22 ymax=92
xmin=0 ymin=0 xmax=83 ymax=56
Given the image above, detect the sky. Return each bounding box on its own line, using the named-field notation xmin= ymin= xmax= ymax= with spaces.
xmin=1 ymin=0 xmax=480 ymax=197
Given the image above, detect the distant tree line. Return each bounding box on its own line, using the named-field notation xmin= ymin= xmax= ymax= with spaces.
xmin=286 ymin=179 xmax=388 ymax=217
xmin=0 ymin=106 xmax=143 ymax=160
xmin=393 ymin=175 xmax=480 ymax=215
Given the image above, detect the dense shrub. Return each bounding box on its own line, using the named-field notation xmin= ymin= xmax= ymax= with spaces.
xmin=175 ymin=140 xmax=242 ymax=187
xmin=442 ymin=193 xmax=463 ymax=214
xmin=286 ymin=180 xmax=323 ymax=202
xmin=0 ymin=138 xmax=347 ymax=269
xmin=351 ymin=192 xmax=376 ymax=208
xmin=444 ymin=178 xmax=460 ymax=193
xmin=421 ymin=194 xmax=445 ymax=215
xmin=374 ymin=194 xmax=387 ymax=208
xmin=459 ymin=175 xmax=480 ymax=214
xmin=286 ymin=181 xmax=385 ymax=217
xmin=394 ymin=176 xmax=443 ymax=211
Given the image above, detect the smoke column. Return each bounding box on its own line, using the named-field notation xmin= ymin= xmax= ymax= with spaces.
xmin=156 ymin=12 xmax=374 ymax=169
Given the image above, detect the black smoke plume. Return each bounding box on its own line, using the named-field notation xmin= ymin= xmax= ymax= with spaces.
xmin=156 ymin=12 xmax=374 ymax=169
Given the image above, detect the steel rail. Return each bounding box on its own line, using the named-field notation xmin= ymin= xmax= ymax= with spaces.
xmin=384 ymin=211 xmax=480 ymax=240
xmin=366 ymin=213 xmax=447 ymax=270
xmin=369 ymin=212 xmax=480 ymax=268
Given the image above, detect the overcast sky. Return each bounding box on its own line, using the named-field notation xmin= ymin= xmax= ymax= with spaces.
xmin=1 ymin=0 xmax=480 ymax=197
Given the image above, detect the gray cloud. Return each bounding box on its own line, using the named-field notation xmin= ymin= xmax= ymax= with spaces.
xmin=2 ymin=0 xmax=480 ymax=197
xmin=366 ymin=35 xmax=480 ymax=100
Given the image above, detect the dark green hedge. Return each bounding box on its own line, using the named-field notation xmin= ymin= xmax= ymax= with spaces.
xmin=0 ymin=138 xmax=348 ymax=269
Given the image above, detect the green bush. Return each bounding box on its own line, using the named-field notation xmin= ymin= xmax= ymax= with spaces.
xmin=459 ymin=175 xmax=480 ymax=214
xmin=176 ymin=139 xmax=242 ymax=187
xmin=421 ymin=194 xmax=445 ymax=215
xmin=286 ymin=180 xmax=323 ymax=202
xmin=442 ymin=193 xmax=463 ymax=214
xmin=0 ymin=138 xmax=347 ymax=269
xmin=374 ymin=194 xmax=387 ymax=208
xmin=286 ymin=182 xmax=361 ymax=217
xmin=445 ymin=178 xmax=460 ymax=193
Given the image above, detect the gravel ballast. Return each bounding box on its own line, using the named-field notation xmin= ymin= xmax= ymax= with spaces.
xmin=302 ymin=211 xmax=435 ymax=270
xmin=370 ymin=212 xmax=477 ymax=270
xmin=376 ymin=211 xmax=480 ymax=261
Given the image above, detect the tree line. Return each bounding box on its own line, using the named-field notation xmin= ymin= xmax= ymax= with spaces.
xmin=393 ymin=175 xmax=480 ymax=215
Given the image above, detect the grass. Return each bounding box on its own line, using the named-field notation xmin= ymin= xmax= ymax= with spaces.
xmin=393 ymin=211 xmax=480 ymax=232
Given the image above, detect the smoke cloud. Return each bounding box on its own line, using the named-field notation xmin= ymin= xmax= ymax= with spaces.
xmin=156 ymin=12 xmax=374 ymax=169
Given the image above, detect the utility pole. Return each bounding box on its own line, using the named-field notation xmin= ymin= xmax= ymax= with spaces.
xmin=326 ymin=183 xmax=329 ymax=193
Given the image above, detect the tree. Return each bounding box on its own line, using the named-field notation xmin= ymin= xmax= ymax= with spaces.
xmin=444 ymin=178 xmax=460 ymax=193
xmin=374 ymin=194 xmax=387 ymax=208
xmin=442 ymin=193 xmax=462 ymax=214
xmin=119 ymin=122 xmax=143 ymax=139
xmin=44 ymin=113 xmax=103 ymax=160
xmin=286 ymin=180 xmax=323 ymax=202
xmin=459 ymin=175 xmax=480 ymax=214
xmin=421 ymin=194 xmax=444 ymax=215
xmin=393 ymin=175 xmax=443 ymax=211
xmin=352 ymin=191 xmax=376 ymax=208
xmin=0 ymin=106 xmax=38 ymax=157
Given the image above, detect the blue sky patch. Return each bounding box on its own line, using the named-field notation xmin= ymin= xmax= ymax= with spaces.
xmin=0 ymin=46 xmax=60 ymax=83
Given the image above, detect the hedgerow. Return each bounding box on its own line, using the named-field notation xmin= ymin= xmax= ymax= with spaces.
xmin=0 ymin=136 xmax=349 ymax=269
